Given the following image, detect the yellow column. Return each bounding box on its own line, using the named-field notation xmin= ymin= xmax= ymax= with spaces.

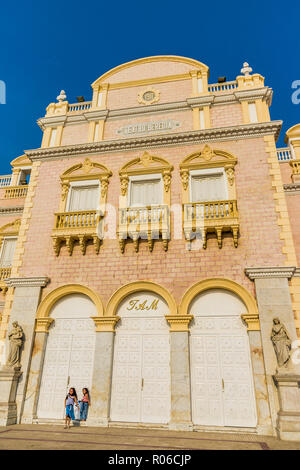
xmin=41 ymin=128 xmax=51 ymax=148
xmin=55 ymin=126 xmax=63 ymax=146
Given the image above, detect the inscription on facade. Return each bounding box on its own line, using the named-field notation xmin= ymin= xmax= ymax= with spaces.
xmin=116 ymin=119 xmax=181 ymax=136
xmin=126 ymin=299 xmax=159 ymax=311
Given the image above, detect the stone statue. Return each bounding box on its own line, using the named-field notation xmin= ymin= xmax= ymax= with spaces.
xmin=5 ymin=322 xmax=24 ymax=369
xmin=271 ymin=318 xmax=291 ymax=369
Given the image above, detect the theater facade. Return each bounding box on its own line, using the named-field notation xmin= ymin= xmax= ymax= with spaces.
xmin=1 ymin=56 xmax=300 ymax=440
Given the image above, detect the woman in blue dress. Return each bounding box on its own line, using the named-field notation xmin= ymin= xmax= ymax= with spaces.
xmin=64 ymin=388 xmax=79 ymax=429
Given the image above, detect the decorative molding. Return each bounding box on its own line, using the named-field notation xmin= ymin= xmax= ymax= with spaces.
xmin=293 ymin=268 xmax=300 ymax=278
xmin=0 ymin=207 xmax=23 ymax=216
xmin=284 ymin=183 xmax=300 ymax=194
xmin=165 ymin=314 xmax=194 ymax=332
xmin=137 ymin=87 xmax=160 ymax=106
xmin=234 ymin=87 xmax=273 ymax=106
xmin=5 ymin=276 xmax=50 ymax=288
xmin=26 ymin=121 xmax=283 ymax=162
xmin=35 ymin=317 xmax=54 ymax=333
xmin=241 ymin=313 xmax=260 ymax=331
xmin=91 ymin=316 xmax=120 ymax=332
xmin=245 ymin=267 xmax=296 ymax=280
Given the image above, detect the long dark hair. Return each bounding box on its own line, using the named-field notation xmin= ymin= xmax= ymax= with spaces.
xmin=66 ymin=387 xmax=77 ymax=400
xmin=82 ymin=387 xmax=90 ymax=398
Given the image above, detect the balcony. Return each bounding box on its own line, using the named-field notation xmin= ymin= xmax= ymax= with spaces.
xmin=0 ymin=175 xmax=12 ymax=188
xmin=118 ymin=205 xmax=170 ymax=253
xmin=52 ymin=210 xmax=103 ymax=256
xmin=0 ymin=267 xmax=11 ymax=280
xmin=277 ymin=148 xmax=293 ymax=162
xmin=3 ymin=185 xmax=28 ymax=199
xmin=207 ymin=81 xmax=238 ymax=94
xmin=183 ymin=200 xmax=239 ymax=249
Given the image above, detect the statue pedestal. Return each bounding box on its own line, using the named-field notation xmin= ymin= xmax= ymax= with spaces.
xmin=0 ymin=367 xmax=22 ymax=426
xmin=273 ymin=373 xmax=300 ymax=441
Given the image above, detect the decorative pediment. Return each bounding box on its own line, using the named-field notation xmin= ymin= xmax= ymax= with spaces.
xmin=0 ymin=219 xmax=21 ymax=238
xmin=180 ymin=145 xmax=238 ymax=171
xmin=61 ymin=158 xmax=112 ymax=183
xmin=10 ymin=154 xmax=32 ymax=168
xmin=119 ymin=152 xmax=173 ymax=196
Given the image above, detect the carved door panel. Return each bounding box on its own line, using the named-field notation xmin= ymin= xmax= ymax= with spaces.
xmin=110 ymin=316 xmax=171 ymax=424
xmin=141 ymin=334 xmax=170 ymax=424
xmin=190 ymin=316 xmax=257 ymax=428
xmin=37 ymin=318 xmax=95 ymax=420
xmin=190 ymin=332 xmax=223 ymax=426
xmin=110 ymin=334 xmax=142 ymax=422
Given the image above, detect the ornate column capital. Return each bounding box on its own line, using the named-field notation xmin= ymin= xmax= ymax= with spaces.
xmin=241 ymin=313 xmax=260 ymax=331
xmin=5 ymin=277 xmax=50 ymax=288
xmin=245 ymin=267 xmax=296 ymax=280
xmin=35 ymin=318 xmax=54 ymax=333
xmin=91 ymin=316 xmax=120 ymax=332
xmin=165 ymin=315 xmax=193 ymax=332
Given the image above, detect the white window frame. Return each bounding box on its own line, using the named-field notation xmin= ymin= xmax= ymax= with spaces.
xmin=17 ymin=166 xmax=32 ymax=185
xmin=128 ymin=173 xmax=163 ymax=208
xmin=189 ymin=167 xmax=228 ymax=202
xmin=0 ymin=236 xmax=17 ymax=267
xmin=66 ymin=179 xmax=101 ymax=212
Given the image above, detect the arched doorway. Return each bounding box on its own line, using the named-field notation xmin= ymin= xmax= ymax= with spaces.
xmin=37 ymin=293 xmax=97 ymax=420
xmin=110 ymin=290 xmax=171 ymax=424
xmin=189 ymin=288 xmax=257 ymax=428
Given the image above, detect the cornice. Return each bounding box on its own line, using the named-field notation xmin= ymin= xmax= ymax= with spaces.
xmin=37 ymin=86 xmax=274 ymax=128
xmin=245 ymin=266 xmax=296 ymax=280
xmin=186 ymin=96 xmax=215 ymax=108
xmin=26 ymin=121 xmax=282 ymax=162
xmin=0 ymin=206 xmax=23 ymax=215
xmin=5 ymin=276 xmax=50 ymax=288
xmin=234 ymin=87 xmax=273 ymax=106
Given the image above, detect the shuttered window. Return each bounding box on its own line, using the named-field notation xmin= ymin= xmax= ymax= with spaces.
xmin=130 ymin=179 xmax=162 ymax=206
xmin=68 ymin=185 xmax=99 ymax=211
xmin=191 ymin=173 xmax=226 ymax=202
xmin=0 ymin=238 xmax=17 ymax=267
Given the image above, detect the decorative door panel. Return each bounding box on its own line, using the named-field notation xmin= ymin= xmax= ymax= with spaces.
xmin=190 ymin=334 xmax=223 ymax=426
xmin=190 ymin=316 xmax=257 ymax=428
xmin=37 ymin=318 xmax=95 ymax=420
xmin=110 ymin=334 xmax=142 ymax=422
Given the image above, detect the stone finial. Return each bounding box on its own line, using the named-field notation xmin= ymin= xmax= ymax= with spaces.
xmin=241 ymin=62 xmax=253 ymax=76
xmin=56 ymin=90 xmax=67 ymax=102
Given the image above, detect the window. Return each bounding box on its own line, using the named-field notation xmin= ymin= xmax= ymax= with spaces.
xmin=49 ymin=128 xmax=57 ymax=147
xmin=67 ymin=184 xmax=99 ymax=211
xmin=190 ymin=169 xmax=227 ymax=202
xmin=248 ymin=102 xmax=258 ymax=123
xmin=129 ymin=178 xmax=163 ymax=207
xmin=0 ymin=238 xmax=17 ymax=267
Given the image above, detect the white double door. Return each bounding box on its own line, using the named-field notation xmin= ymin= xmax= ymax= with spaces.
xmin=190 ymin=315 xmax=257 ymax=428
xmin=37 ymin=317 xmax=95 ymax=420
xmin=110 ymin=317 xmax=171 ymax=424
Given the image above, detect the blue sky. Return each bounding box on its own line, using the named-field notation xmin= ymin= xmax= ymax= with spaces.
xmin=0 ymin=0 xmax=299 ymax=174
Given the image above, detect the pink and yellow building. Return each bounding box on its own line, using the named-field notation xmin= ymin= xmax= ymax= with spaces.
xmin=0 ymin=56 xmax=300 ymax=439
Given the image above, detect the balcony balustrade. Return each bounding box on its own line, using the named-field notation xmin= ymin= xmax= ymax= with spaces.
xmin=3 ymin=185 xmax=28 ymax=199
xmin=0 ymin=267 xmax=11 ymax=280
xmin=183 ymin=200 xmax=239 ymax=249
xmin=277 ymin=148 xmax=293 ymax=162
xmin=0 ymin=175 xmax=12 ymax=188
xmin=118 ymin=205 xmax=170 ymax=253
xmin=52 ymin=210 xmax=103 ymax=256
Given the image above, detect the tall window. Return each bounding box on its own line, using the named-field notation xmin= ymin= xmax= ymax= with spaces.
xmin=0 ymin=238 xmax=17 ymax=267
xmin=130 ymin=178 xmax=162 ymax=207
xmin=191 ymin=170 xmax=227 ymax=202
xmin=67 ymin=184 xmax=99 ymax=211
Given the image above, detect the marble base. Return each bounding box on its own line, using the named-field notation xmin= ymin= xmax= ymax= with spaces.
xmin=273 ymin=373 xmax=300 ymax=441
xmin=168 ymin=422 xmax=193 ymax=431
xmin=0 ymin=367 xmax=22 ymax=426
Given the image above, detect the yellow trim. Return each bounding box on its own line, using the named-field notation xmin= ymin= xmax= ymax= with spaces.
xmin=105 ymin=281 xmax=177 ymax=317
xmin=35 ymin=284 xmax=104 ymax=322
xmin=92 ymin=55 xmax=209 ymax=87
xmin=10 ymin=154 xmax=32 ymax=168
xmin=179 ymin=278 xmax=259 ymax=327
xmin=106 ymin=73 xmax=191 ymax=91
